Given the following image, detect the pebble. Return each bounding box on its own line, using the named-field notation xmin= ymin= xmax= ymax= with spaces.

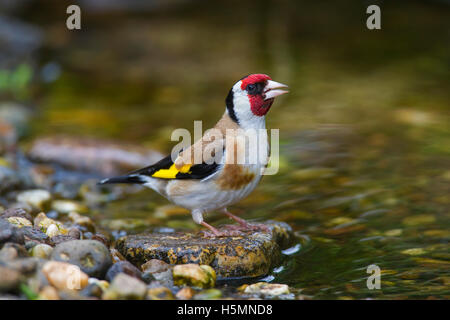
xmin=176 ymin=287 xmax=195 ymax=300
xmin=147 ymin=287 xmax=175 ymax=300
xmin=0 ymin=208 xmax=33 ymax=222
xmin=42 ymin=261 xmax=89 ymax=291
xmin=173 ymin=264 xmax=216 ymax=289
xmin=102 ymin=273 xmax=147 ymax=300
xmin=38 ymin=286 xmax=60 ymax=300
xmin=0 ymin=266 xmax=21 ymax=292
xmin=21 ymin=226 xmax=49 ymax=244
xmin=110 ymin=248 xmax=126 ymax=263
xmin=243 ymin=282 xmax=290 ymax=296
xmin=0 ymin=219 xmax=24 ymax=245
xmin=193 ymin=289 xmax=222 ymax=300
xmin=68 ymin=212 xmax=95 ymax=232
xmin=141 ymin=259 xmax=170 ymax=273
xmin=6 ymin=216 xmax=32 ymax=228
xmin=16 ymin=189 xmax=51 ymax=211
xmin=105 ymin=261 xmax=142 ymax=282
xmin=30 ymin=244 xmax=53 ymax=259
xmin=51 ymin=240 xmax=112 ymax=278
xmin=33 ymin=212 xmax=67 ymax=234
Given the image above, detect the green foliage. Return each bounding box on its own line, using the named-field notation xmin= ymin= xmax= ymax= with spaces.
xmin=0 ymin=64 xmax=33 ymax=99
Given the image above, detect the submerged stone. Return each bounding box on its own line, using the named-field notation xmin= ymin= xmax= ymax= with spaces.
xmin=116 ymin=221 xmax=295 ymax=279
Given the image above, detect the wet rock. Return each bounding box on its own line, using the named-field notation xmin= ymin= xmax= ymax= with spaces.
xmin=67 ymin=228 xmax=81 ymax=240
xmin=68 ymin=212 xmax=95 ymax=232
xmin=0 ymin=165 xmax=23 ymax=194
xmin=50 ymin=235 xmax=78 ymax=246
xmin=42 ymin=261 xmax=89 ymax=291
xmin=3 ymin=257 xmax=38 ymax=274
xmin=21 ymin=226 xmax=49 ymax=244
xmin=193 ymin=289 xmax=222 ymax=300
xmin=38 ymin=286 xmax=60 ymax=300
xmin=16 ymin=189 xmax=51 ymax=211
xmin=173 ymin=264 xmax=216 ymax=289
xmin=0 ymin=208 xmax=32 ymax=222
xmin=141 ymin=259 xmax=170 ymax=273
xmin=6 ymin=216 xmax=32 ymax=228
xmin=110 ymin=248 xmax=126 ymax=263
xmin=105 ymin=261 xmax=142 ymax=282
xmin=0 ymin=266 xmax=21 ymax=292
xmin=51 ymin=240 xmax=112 ymax=278
xmin=0 ymin=219 xmax=24 ymax=245
xmin=176 ymin=286 xmax=195 ymax=300
xmin=33 ymin=212 xmax=68 ymax=235
xmin=80 ymin=282 xmax=103 ymax=299
xmin=242 ymin=282 xmax=290 ymax=296
xmin=147 ymin=287 xmax=175 ymax=300
xmin=91 ymin=233 xmax=110 ymax=248
xmin=116 ymin=221 xmax=294 ymax=278
xmin=0 ymin=246 xmax=18 ymax=261
xmin=28 ymin=136 xmax=163 ymax=176
xmin=102 ymin=273 xmax=147 ymax=300
xmin=31 ymin=244 xmax=53 ymax=259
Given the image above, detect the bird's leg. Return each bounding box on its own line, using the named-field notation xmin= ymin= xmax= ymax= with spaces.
xmin=222 ymin=208 xmax=271 ymax=232
xmin=223 ymin=208 xmax=252 ymax=229
xmin=200 ymin=221 xmax=224 ymax=237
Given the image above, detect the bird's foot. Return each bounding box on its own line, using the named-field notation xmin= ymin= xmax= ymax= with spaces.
xmin=223 ymin=209 xmax=271 ymax=233
xmin=200 ymin=222 xmax=248 ymax=238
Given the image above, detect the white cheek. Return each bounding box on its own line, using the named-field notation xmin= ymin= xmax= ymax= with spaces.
xmin=233 ymin=89 xmax=265 ymax=129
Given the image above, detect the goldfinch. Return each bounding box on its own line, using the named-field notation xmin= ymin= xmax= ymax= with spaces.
xmin=99 ymin=74 xmax=288 ymax=236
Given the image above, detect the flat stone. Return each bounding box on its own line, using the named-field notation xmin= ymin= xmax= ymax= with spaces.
xmin=116 ymin=221 xmax=295 ymax=279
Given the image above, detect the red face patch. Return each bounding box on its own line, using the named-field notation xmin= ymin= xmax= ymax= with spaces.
xmin=240 ymin=74 xmax=272 ymax=90
xmin=240 ymin=74 xmax=273 ymax=116
xmin=248 ymin=95 xmax=274 ymax=116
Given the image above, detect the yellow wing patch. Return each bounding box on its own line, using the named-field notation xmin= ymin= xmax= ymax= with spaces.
xmin=151 ymin=164 xmax=192 ymax=179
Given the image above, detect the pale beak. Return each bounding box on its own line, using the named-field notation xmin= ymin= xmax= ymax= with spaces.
xmin=264 ymin=80 xmax=289 ymax=101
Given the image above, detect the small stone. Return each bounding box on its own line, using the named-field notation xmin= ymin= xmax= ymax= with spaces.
xmin=21 ymin=226 xmax=49 ymax=244
xmin=91 ymin=233 xmax=109 ymax=248
xmin=244 ymin=282 xmax=290 ymax=296
xmin=80 ymin=282 xmax=103 ymax=299
xmin=34 ymin=212 xmax=67 ymax=234
xmin=193 ymin=289 xmax=222 ymax=300
xmin=50 ymin=234 xmax=79 ymax=245
xmin=147 ymin=287 xmax=174 ymax=300
xmin=176 ymin=287 xmax=195 ymax=300
xmin=39 ymin=286 xmax=60 ymax=300
xmin=51 ymin=240 xmax=112 ymax=278
xmin=46 ymin=224 xmax=61 ymax=237
xmin=0 ymin=246 xmax=18 ymax=261
xmin=102 ymin=273 xmax=147 ymax=300
xmin=4 ymin=257 xmax=39 ymax=274
xmin=7 ymin=216 xmax=32 ymax=228
xmin=0 ymin=219 xmax=24 ymax=245
xmin=68 ymin=212 xmax=95 ymax=232
xmin=31 ymin=244 xmax=53 ymax=259
xmin=68 ymin=227 xmax=81 ymax=239
xmin=141 ymin=259 xmax=170 ymax=273
xmin=42 ymin=261 xmax=89 ymax=291
xmin=52 ymin=200 xmax=88 ymax=214
xmin=16 ymin=189 xmax=51 ymax=211
xmin=0 ymin=208 xmax=32 ymax=222
xmin=0 ymin=266 xmax=21 ymax=292
xmin=105 ymin=261 xmax=142 ymax=282
xmin=173 ymin=264 xmax=216 ymax=289
xmin=110 ymin=248 xmax=126 ymax=263
xmin=401 ymin=248 xmax=426 ymax=256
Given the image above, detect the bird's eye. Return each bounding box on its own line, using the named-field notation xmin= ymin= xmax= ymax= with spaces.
xmin=246 ymin=84 xmax=257 ymax=94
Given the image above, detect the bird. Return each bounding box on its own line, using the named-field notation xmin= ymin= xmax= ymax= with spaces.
xmin=99 ymin=74 xmax=288 ymax=236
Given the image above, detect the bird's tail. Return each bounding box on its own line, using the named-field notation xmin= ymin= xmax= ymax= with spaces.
xmin=98 ymin=174 xmax=145 ymax=185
